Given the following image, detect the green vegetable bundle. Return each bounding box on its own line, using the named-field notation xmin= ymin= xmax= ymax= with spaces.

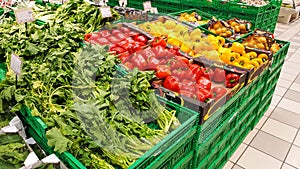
xmin=0 ymin=1 xmax=180 ymax=168
xmin=0 ymin=133 xmax=30 ymax=169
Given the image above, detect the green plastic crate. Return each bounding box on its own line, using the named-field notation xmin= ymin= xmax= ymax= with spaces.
xmin=167 ymin=9 xmax=213 ymax=28
xmin=196 ymin=67 xmax=267 ymax=145
xmin=18 ymin=96 xmax=198 ymax=169
xmin=174 ymin=151 xmax=194 ymax=169
xmin=145 ymin=127 xmax=197 ymax=169
xmin=272 ymin=40 xmax=290 ymax=69
xmin=199 ymin=24 xmax=254 ymax=43
xmin=194 ymin=98 xmax=260 ymax=169
xmin=0 ymin=63 xmax=6 ymax=82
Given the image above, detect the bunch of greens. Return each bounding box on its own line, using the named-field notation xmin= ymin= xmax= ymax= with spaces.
xmin=0 ymin=1 xmax=180 ymax=168
xmin=0 ymin=133 xmax=30 ymax=169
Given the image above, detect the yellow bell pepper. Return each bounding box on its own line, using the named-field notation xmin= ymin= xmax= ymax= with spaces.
xmin=231 ymin=42 xmax=245 ymax=55
xmin=252 ymin=58 xmax=263 ymax=66
xmin=231 ymin=61 xmax=243 ymax=68
xmin=248 ymin=60 xmax=260 ymax=68
xmin=243 ymin=63 xmax=255 ymax=69
xmin=180 ymin=43 xmax=191 ymax=53
xmin=237 ymin=57 xmax=250 ymax=66
xmin=167 ymin=37 xmax=181 ymax=47
xmin=248 ymin=51 xmax=258 ymax=60
xmin=217 ymin=36 xmax=225 ymax=47
xmin=258 ymin=53 xmax=269 ymax=62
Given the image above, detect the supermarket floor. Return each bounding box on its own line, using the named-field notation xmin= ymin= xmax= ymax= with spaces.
xmin=222 ymin=19 xmax=300 ymax=169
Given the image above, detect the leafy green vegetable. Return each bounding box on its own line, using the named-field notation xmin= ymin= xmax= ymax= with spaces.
xmin=0 ymin=133 xmax=30 ymax=169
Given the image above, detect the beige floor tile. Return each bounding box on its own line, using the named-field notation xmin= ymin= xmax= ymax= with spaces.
xmin=265 ymin=105 xmax=275 ymax=117
xmin=283 ymin=62 xmax=300 ymax=70
xmin=271 ymin=95 xmax=282 ymax=106
xmin=279 ymin=72 xmax=298 ymax=82
xmin=250 ymin=131 xmax=291 ymax=161
xmin=294 ymin=132 xmax=300 ymax=147
xmin=232 ymin=164 xmax=244 ymax=169
xmin=286 ymin=145 xmax=300 ymax=168
xmin=261 ymin=118 xmax=298 ymax=143
xmin=230 ymin=143 xmax=247 ymax=163
xmin=277 ymin=78 xmax=293 ymax=88
xmin=282 ymin=163 xmax=297 ymax=169
xmin=287 ymin=58 xmax=300 ymax=64
xmin=274 ymin=86 xmax=288 ymax=96
xmin=278 ymin=98 xmax=300 ymax=115
xmin=222 ymin=161 xmax=234 ymax=169
xmin=290 ymin=83 xmax=300 ymax=93
xmin=295 ymin=75 xmax=300 ymax=84
xmin=281 ymin=67 xmax=300 ymax=75
xmin=243 ymin=129 xmax=259 ymax=145
xmin=255 ymin=116 xmax=268 ymax=129
xmin=284 ymin=89 xmax=300 ymax=103
xmin=270 ymin=107 xmax=300 ymax=129
xmin=237 ymin=147 xmax=282 ymax=169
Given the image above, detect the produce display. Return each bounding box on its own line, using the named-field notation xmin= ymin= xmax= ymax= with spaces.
xmin=0 ymin=1 xmax=186 ymax=168
xmin=137 ymin=17 xmax=219 ymax=59
xmin=207 ymin=18 xmax=251 ymax=40
xmin=0 ymin=1 xmax=286 ymax=168
xmin=218 ymin=42 xmax=269 ymax=69
xmin=242 ymin=29 xmax=281 ymax=53
xmin=0 ymin=133 xmax=30 ymax=169
xmin=176 ymin=11 xmax=209 ymax=26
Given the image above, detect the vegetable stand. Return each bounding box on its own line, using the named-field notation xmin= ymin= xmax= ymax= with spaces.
xmin=0 ymin=1 xmax=290 ymax=169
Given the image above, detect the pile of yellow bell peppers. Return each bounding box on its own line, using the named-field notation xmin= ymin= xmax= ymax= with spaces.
xmin=218 ymin=42 xmax=269 ymax=69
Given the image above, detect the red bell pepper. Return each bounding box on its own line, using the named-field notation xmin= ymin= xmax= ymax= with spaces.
xmin=197 ymin=76 xmax=212 ymax=90
xmin=172 ymin=69 xmax=186 ymax=80
xmin=179 ymin=79 xmax=196 ymax=93
xmin=142 ymin=48 xmax=155 ymax=59
xmin=152 ymin=46 xmax=167 ymax=59
xmin=213 ymin=68 xmax=226 ymax=83
xmin=110 ymin=46 xmax=125 ymax=54
xmin=175 ymin=56 xmax=189 ymax=65
xmin=132 ymin=41 xmax=145 ymax=52
xmin=134 ymin=34 xmax=148 ymax=44
xmin=180 ymin=90 xmax=197 ymax=99
xmin=123 ymin=62 xmax=134 ymax=70
xmin=225 ymin=73 xmax=240 ymax=88
xmin=147 ymin=57 xmax=160 ymax=70
xmin=99 ymin=30 xmax=111 ymax=38
xmin=119 ymin=27 xmax=131 ymax=34
xmin=152 ymin=37 xmax=167 ymax=48
xmin=122 ymin=42 xmax=135 ymax=54
xmin=118 ymin=52 xmax=130 ymax=62
xmin=96 ymin=38 xmax=110 ymax=46
xmin=200 ymin=67 xmax=214 ymax=80
xmin=189 ymin=64 xmax=202 ymax=80
xmin=197 ymin=88 xmax=212 ymax=102
xmin=211 ymin=87 xmax=227 ymax=101
xmin=107 ymin=36 xmax=119 ymax=44
xmin=168 ymin=46 xmax=181 ymax=56
xmin=169 ymin=59 xmax=188 ymax=70
xmin=156 ymin=65 xmax=171 ymax=79
xmin=163 ymin=76 xmax=180 ymax=92
xmin=111 ymin=29 xmax=122 ymax=36
xmin=126 ymin=37 xmax=135 ymax=43
xmin=115 ymin=33 xmax=127 ymax=41
xmin=131 ymin=53 xmax=147 ymax=70
xmin=128 ymin=31 xmax=140 ymax=37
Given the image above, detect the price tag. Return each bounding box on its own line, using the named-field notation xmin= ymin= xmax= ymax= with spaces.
xmin=14 ymin=8 xmax=35 ymax=24
xmin=143 ymin=1 xmax=151 ymax=12
xmin=10 ymin=53 xmax=22 ymax=76
xmin=100 ymin=6 xmax=112 ymax=18
xmin=150 ymin=7 xmax=158 ymax=14
xmin=119 ymin=0 xmax=127 ymax=7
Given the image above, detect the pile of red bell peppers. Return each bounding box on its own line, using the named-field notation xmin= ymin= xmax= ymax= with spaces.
xmin=85 ymin=29 xmax=241 ymax=103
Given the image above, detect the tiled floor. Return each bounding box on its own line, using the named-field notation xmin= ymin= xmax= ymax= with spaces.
xmin=223 ymin=18 xmax=300 ymax=169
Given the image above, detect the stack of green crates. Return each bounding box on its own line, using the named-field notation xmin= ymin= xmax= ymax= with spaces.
xmin=17 ymin=96 xmax=199 ymax=169
xmin=192 ymin=39 xmax=290 ymax=169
